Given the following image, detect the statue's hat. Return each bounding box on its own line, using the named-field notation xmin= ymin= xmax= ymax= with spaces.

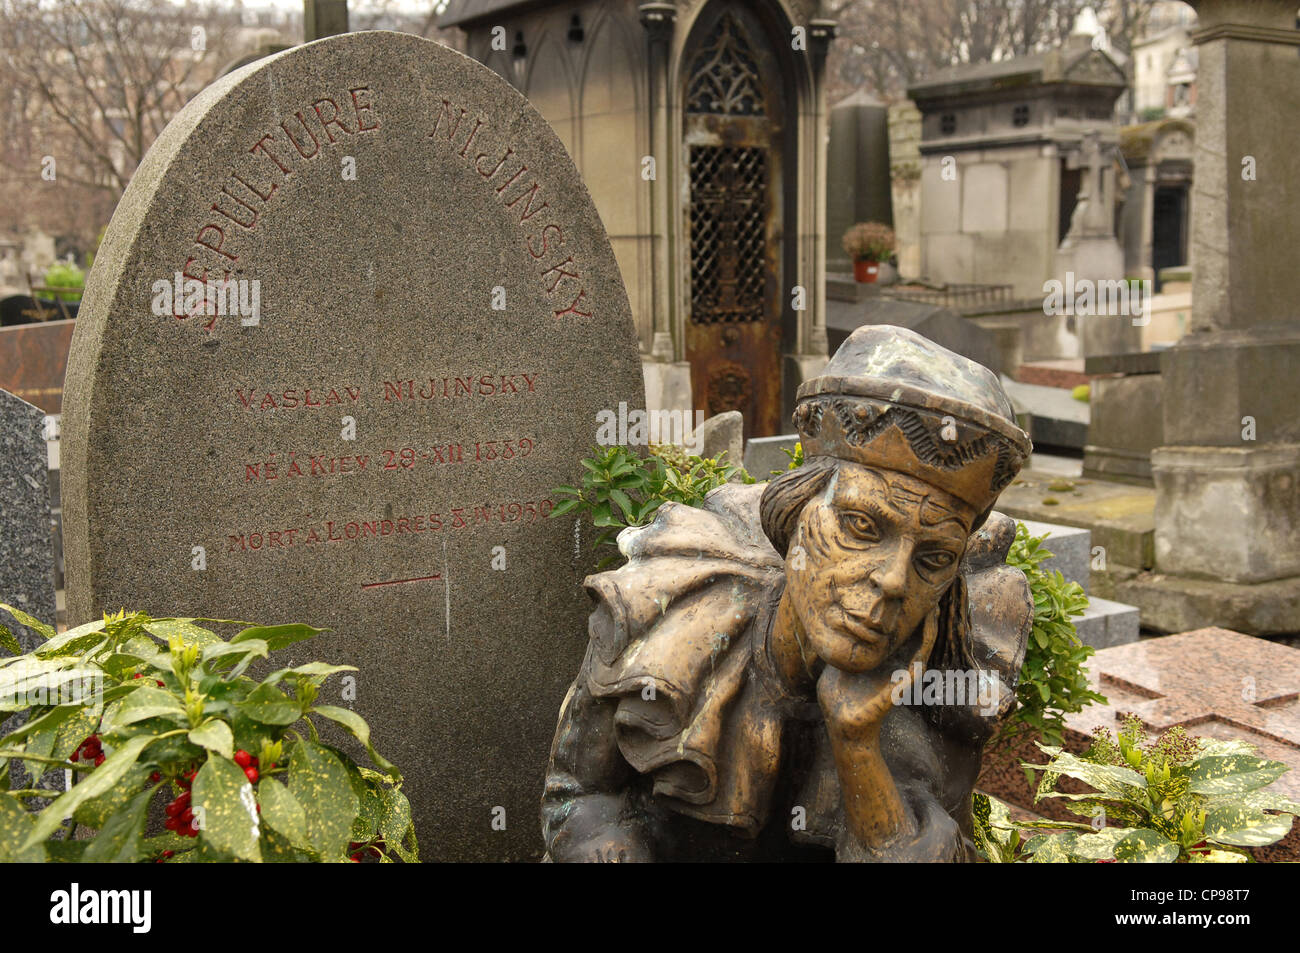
xmin=793 ymin=325 xmax=1031 ymax=511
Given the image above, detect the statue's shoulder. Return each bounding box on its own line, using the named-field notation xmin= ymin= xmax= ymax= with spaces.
xmin=960 ymin=511 xmax=1033 ymax=688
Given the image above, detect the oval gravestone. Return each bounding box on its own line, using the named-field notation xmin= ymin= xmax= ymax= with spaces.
xmin=61 ymin=31 xmax=644 ymax=861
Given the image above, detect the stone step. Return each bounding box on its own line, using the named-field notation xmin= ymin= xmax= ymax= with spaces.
xmin=1016 ymin=518 xmax=1091 ymax=594
xmin=1072 ymin=595 xmax=1140 ymax=649
xmin=996 ymin=467 xmax=1155 ymax=570
xmin=1002 ymin=378 xmax=1089 ymax=450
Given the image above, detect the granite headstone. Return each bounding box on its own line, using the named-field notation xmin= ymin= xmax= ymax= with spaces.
xmin=61 ymin=31 xmax=645 ymax=861
xmin=0 ymin=388 xmax=55 ymax=647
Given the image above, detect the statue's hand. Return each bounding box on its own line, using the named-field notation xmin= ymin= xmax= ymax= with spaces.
xmin=545 ymin=793 xmax=653 ymax=863
xmin=816 ymin=613 xmax=939 ymax=738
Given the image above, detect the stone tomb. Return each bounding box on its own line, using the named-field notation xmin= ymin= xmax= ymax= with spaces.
xmin=61 ymin=31 xmax=644 ymax=861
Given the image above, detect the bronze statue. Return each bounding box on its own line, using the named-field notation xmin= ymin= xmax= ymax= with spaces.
xmin=542 ymin=326 xmax=1034 ymax=862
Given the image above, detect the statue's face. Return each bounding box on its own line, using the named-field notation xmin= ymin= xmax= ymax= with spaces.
xmin=785 ymin=463 xmax=975 ymax=674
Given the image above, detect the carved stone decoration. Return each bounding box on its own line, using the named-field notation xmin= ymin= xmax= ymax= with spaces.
xmin=685 ymin=10 xmax=767 ymax=116
xmin=705 ymin=360 xmax=752 ymax=415
xmin=542 ymin=325 xmax=1035 ymax=862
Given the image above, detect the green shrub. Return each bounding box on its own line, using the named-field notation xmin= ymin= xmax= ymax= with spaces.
xmin=974 ymin=717 xmax=1300 ymax=862
xmin=42 ymin=262 xmax=84 ymax=303
xmin=998 ymin=522 xmax=1105 ymax=748
xmin=0 ymin=605 xmax=416 ymax=863
xmin=551 ymin=444 xmax=752 ymax=568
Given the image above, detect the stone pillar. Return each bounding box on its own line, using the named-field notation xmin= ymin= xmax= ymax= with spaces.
xmin=805 ymin=19 xmax=836 ymax=361
xmin=303 ymin=0 xmax=348 ymax=41
xmin=639 ymin=1 xmax=675 ymax=363
xmin=1150 ymin=0 xmax=1300 ymax=610
xmin=638 ymin=2 xmax=692 ymax=416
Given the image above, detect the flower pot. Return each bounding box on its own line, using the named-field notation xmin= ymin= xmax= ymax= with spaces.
xmin=853 ymin=259 xmax=879 ymax=283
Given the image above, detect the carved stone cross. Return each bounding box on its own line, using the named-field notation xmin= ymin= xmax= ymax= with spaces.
xmin=1066 ymin=627 xmax=1300 ymax=797
xmin=1064 ymin=130 xmax=1113 ymax=237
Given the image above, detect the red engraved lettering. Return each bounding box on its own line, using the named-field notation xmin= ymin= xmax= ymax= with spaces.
xmin=211 ymin=186 xmax=260 ymax=230
xmin=554 ymin=290 xmax=592 ymax=319
xmin=541 ymin=256 xmax=579 ymax=294
xmin=281 ymin=112 xmax=321 ymax=158
xmin=429 ymin=99 xmax=470 ymax=142
xmin=494 ymin=162 xmax=528 ymax=194
xmin=474 ymin=146 xmax=514 ymax=180
xmin=195 ymin=224 xmax=237 ymax=262
xmin=349 ymin=87 xmax=380 ymax=132
xmin=251 ymin=133 xmax=292 ymax=174
xmin=503 ymin=181 xmax=548 ymax=222
xmin=527 ymin=224 xmax=563 ymax=260
xmin=312 ymin=98 xmax=351 ymax=142
xmin=231 ymin=170 xmax=276 ymax=203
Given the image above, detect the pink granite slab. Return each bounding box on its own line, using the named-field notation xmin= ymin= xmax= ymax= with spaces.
xmin=1065 ymin=627 xmax=1300 ymax=798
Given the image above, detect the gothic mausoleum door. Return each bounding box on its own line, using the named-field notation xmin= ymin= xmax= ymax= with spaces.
xmin=684 ymin=5 xmax=784 ymax=441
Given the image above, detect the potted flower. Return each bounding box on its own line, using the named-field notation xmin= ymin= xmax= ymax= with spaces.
xmin=842 ymin=222 xmax=896 ymax=283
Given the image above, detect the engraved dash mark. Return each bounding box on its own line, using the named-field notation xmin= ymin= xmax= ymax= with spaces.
xmin=360 ymin=574 xmax=442 ymax=590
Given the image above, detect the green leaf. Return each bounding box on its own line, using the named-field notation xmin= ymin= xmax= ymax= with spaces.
xmin=1113 ymin=829 xmax=1180 ymax=863
xmin=83 ymin=786 xmax=153 ymax=863
xmin=1188 ymin=848 xmax=1250 ymax=863
xmin=310 ymin=705 xmax=399 ymax=778
xmin=193 ymin=755 xmax=262 ymax=863
xmin=1069 ymin=827 xmax=1129 ymax=860
xmin=259 ymin=777 xmax=312 ymax=852
xmin=1189 ymin=755 xmax=1289 ymax=795
xmin=0 ymin=796 xmax=46 ymax=862
xmin=1203 ymin=806 xmax=1294 ymax=847
xmin=1032 ymin=748 xmax=1147 ymax=798
xmin=21 ymin=733 xmax=156 ymax=850
xmin=232 ymin=624 xmax=324 ymax=652
xmin=188 ymin=720 xmax=234 ymax=761
xmin=550 ymin=498 xmax=582 ymax=516
xmin=74 ymin=763 xmax=153 ymax=829
xmin=379 ymin=786 xmax=417 ymax=862
xmin=144 ymin=619 xmax=222 ymax=646
xmin=288 ymin=740 xmax=358 ymax=861
xmin=202 ymin=640 xmax=268 ymax=666
xmin=236 ymin=683 xmax=301 ymax=726
xmin=32 ymin=620 xmax=108 ymax=657
xmin=0 ymin=623 xmax=20 ymax=655
xmin=113 ymin=686 xmax=187 ymax=727
xmin=0 ymin=604 xmax=56 ymax=641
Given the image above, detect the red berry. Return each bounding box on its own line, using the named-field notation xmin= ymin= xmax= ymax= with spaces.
xmin=162 ymin=850 xmax=174 ymax=858
xmin=93 ymin=754 xmax=105 ymax=766
xmin=233 ymin=750 xmax=252 ymax=768
xmin=133 ymin=673 xmax=143 ymax=679
xmin=164 ymin=817 xmax=180 ymax=831
xmin=149 ymin=772 xmax=161 ymax=783
xmin=268 ymin=762 xmax=277 ymax=770
xmin=155 ymin=680 xmax=164 ymax=687
xmin=244 ymin=766 xmax=259 ymax=784
xmin=350 ymin=854 xmax=361 ymax=862
xmin=256 ymin=804 xmax=261 ymax=814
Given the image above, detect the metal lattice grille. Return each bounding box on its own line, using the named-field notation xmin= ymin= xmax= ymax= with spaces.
xmin=689 ymin=145 xmax=768 ymax=324
xmin=685 ymin=12 xmax=766 ymax=116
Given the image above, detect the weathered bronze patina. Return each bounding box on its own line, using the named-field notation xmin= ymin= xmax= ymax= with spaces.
xmin=542 ymin=325 xmax=1034 ymax=861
